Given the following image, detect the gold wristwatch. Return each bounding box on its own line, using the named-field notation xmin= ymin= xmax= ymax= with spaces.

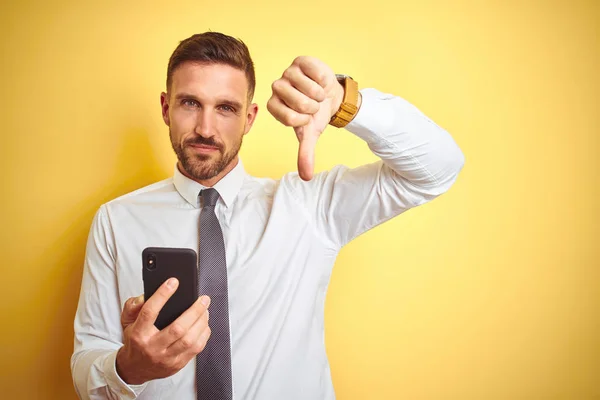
xmin=329 ymin=74 xmax=360 ymax=128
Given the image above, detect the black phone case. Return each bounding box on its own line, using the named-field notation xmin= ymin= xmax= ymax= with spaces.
xmin=142 ymin=247 xmax=198 ymax=330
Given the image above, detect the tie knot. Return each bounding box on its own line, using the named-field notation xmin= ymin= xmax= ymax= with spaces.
xmin=201 ymin=188 xmax=220 ymax=207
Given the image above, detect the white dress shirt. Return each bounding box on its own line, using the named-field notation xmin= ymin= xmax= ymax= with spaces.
xmin=71 ymin=88 xmax=465 ymax=399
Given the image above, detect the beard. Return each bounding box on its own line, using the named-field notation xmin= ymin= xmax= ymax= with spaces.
xmin=170 ymin=130 xmax=243 ymax=181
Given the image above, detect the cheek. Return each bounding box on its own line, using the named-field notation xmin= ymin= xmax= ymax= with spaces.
xmin=173 ymin=109 xmax=196 ymax=126
xmin=170 ymin=110 xmax=197 ymax=137
xmin=217 ymin=116 xmax=244 ymax=142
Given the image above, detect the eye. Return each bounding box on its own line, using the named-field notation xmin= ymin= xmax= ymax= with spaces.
xmin=218 ymin=104 xmax=235 ymax=113
xmin=182 ymin=99 xmax=199 ymax=108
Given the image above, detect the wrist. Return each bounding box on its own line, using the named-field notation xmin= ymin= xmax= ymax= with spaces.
xmin=329 ymin=75 xmax=360 ymax=128
xmin=116 ymin=346 xmax=146 ymax=385
xmin=330 ymin=81 xmax=345 ymax=118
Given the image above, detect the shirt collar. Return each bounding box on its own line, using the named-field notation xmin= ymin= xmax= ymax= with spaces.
xmin=173 ymin=159 xmax=247 ymax=209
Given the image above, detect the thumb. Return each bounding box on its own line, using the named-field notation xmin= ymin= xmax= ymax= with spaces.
xmin=295 ymin=125 xmax=319 ymax=181
xmin=121 ymin=295 xmax=145 ymax=328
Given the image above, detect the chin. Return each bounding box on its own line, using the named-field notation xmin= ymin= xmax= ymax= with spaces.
xmin=186 ymin=160 xmax=222 ymax=181
xmin=175 ymin=140 xmax=241 ymax=182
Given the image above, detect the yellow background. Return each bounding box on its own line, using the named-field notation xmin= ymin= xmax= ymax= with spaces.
xmin=1 ymin=0 xmax=598 ymax=398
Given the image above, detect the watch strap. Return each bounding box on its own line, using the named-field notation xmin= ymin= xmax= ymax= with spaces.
xmin=329 ymin=74 xmax=359 ymax=128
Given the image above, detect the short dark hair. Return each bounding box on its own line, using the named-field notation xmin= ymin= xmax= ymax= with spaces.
xmin=166 ymin=32 xmax=256 ymax=102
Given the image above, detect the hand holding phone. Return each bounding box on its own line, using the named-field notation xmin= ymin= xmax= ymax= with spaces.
xmin=142 ymin=247 xmax=198 ymax=330
xmin=116 ymin=277 xmax=212 ymax=385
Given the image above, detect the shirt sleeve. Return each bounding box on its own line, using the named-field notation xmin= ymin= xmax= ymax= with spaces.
xmin=286 ymin=88 xmax=466 ymax=250
xmin=70 ymin=205 xmax=148 ymax=399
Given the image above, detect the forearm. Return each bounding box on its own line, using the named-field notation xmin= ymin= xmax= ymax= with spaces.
xmin=346 ymin=88 xmax=465 ymax=195
xmin=292 ymin=88 xmax=465 ymax=248
xmin=72 ymin=207 xmax=147 ymax=399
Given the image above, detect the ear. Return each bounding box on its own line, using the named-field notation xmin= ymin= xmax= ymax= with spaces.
xmin=160 ymin=92 xmax=170 ymax=126
xmin=243 ymin=103 xmax=259 ymax=135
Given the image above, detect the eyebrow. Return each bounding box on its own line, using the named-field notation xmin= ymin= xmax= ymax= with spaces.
xmin=174 ymin=93 xmax=243 ymax=110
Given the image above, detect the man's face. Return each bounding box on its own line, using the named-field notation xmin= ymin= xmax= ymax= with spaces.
xmin=161 ymin=62 xmax=258 ymax=182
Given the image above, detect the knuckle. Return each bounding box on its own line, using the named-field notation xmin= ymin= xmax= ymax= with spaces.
xmin=286 ymin=112 xmax=297 ymax=126
xmin=191 ymin=342 xmax=204 ymax=354
xmin=193 ymin=301 xmax=207 ymax=316
xmin=298 ymin=99 xmax=313 ymax=114
xmin=311 ymin=87 xmax=324 ymax=100
xmin=271 ymin=80 xmax=281 ymax=92
xmin=266 ymin=98 xmax=275 ymax=113
xmin=169 ymin=323 xmax=185 ymax=339
xmin=129 ymin=333 xmax=146 ymax=348
xmin=180 ymin=336 xmax=194 ymax=349
xmin=267 ymin=101 xmax=284 ymax=124
xmin=288 ymin=113 xmax=304 ymax=127
xmin=196 ymin=328 xmax=211 ymax=353
xmin=154 ymin=286 xmax=168 ymax=299
xmin=293 ymin=56 xmax=305 ymax=65
xmin=295 ymin=99 xmax=307 ymax=113
xmin=196 ymin=342 xmax=207 ymax=354
xmin=282 ymin=115 xmax=294 ymax=127
xmin=138 ymin=307 xmax=154 ymax=321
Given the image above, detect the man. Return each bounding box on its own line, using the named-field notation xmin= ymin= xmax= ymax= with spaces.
xmin=71 ymin=32 xmax=465 ymax=400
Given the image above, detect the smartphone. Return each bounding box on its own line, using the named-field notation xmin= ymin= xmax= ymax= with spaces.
xmin=142 ymin=247 xmax=198 ymax=330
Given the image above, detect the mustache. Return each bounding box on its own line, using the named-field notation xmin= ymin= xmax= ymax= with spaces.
xmin=183 ymin=136 xmax=224 ymax=151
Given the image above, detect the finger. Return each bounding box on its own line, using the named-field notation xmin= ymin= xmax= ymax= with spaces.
xmin=271 ymin=79 xmax=320 ymax=115
xmin=282 ymin=66 xmax=326 ymax=102
xmin=121 ymin=294 xmax=145 ymax=328
xmin=136 ymin=278 xmax=179 ymax=329
xmin=267 ymin=95 xmax=311 ymax=127
xmin=166 ymin=306 xmax=211 ymax=357
xmin=293 ymin=56 xmax=335 ymax=89
xmin=296 ymin=125 xmax=319 ymax=181
xmin=154 ymin=295 xmax=210 ymax=348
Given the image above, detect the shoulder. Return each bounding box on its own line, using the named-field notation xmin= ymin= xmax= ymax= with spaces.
xmin=98 ymin=177 xmax=177 ymax=216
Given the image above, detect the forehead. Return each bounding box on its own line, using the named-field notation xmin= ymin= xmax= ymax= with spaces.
xmin=170 ymin=62 xmax=248 ymax=102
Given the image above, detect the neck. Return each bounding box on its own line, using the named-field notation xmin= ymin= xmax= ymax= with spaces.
xmin=178 ymin=156 xmax=239 ymax=187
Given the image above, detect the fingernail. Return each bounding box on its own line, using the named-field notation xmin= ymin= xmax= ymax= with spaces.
xmin=132 ymin=295 xmax=144 ymax=306
xmin=201 ymin=296 xmax=210 ymax=307
xmin=167 ymin=278 xmax=178 ymax=289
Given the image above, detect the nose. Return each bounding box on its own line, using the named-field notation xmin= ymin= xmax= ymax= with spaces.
xmin=195 ymin=108 xmax=217 ymax=137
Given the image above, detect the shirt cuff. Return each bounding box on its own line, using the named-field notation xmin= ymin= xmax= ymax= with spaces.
xmin=103 ymin=349 xmax=148 ymax=399
xmin=344 ymin=88 xmax=404 ymax=143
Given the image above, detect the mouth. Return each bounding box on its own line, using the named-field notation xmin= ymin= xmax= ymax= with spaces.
xmin=188 ymin=143 xmax=220 ymax=154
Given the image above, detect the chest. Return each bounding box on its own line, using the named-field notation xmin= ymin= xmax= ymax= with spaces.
xmin=111 ymin=194 xmax=330 ymax=310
